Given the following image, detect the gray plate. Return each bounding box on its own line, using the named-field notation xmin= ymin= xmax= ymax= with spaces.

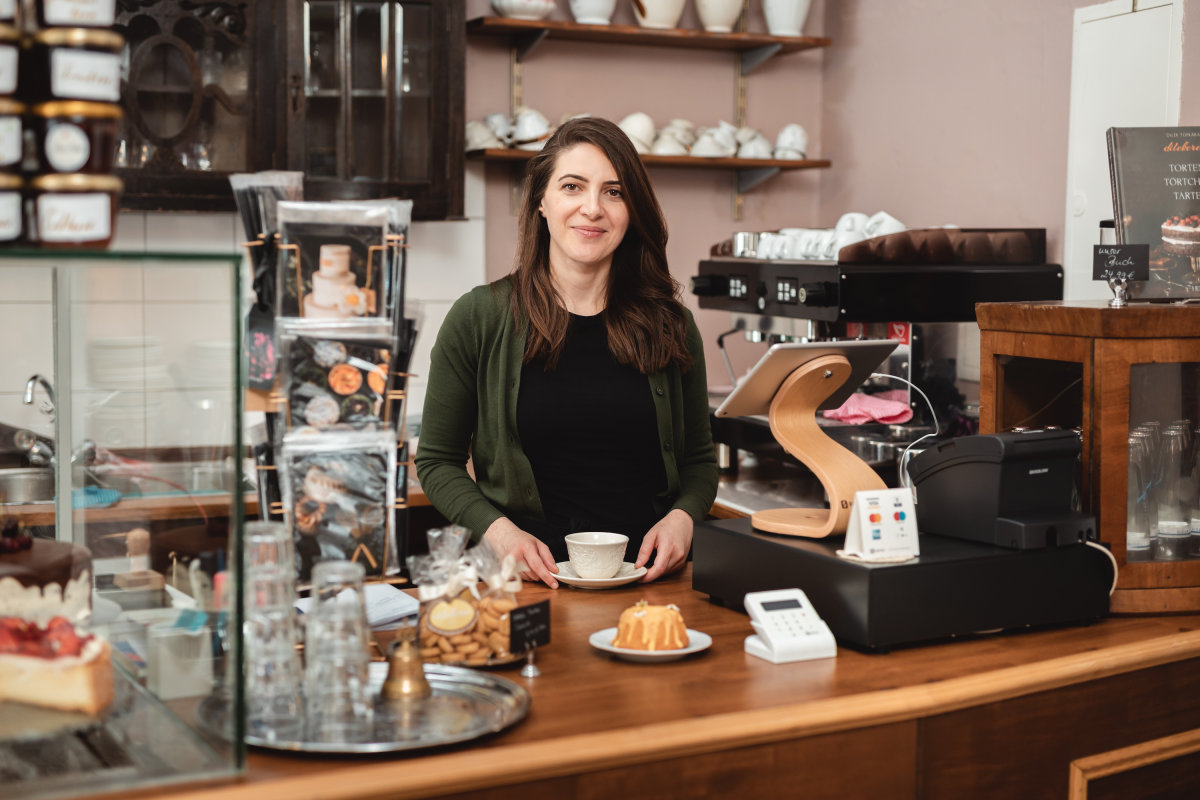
xmin=0 ymin=669 xmax=133 ymax=744
xmin=196 ymin=662 xmax=530 ymax=754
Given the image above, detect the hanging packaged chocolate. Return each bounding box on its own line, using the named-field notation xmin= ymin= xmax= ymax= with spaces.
xmin=278 ymin=429 xmax=397 ymax=583
xmin=277 ymin=318 xmax=398 ymax=434
xmin=274 ymin=201 xmax=392 ymax=323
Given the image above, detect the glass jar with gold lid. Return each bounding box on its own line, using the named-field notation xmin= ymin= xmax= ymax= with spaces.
xmin=29 ymin=172 xmax=121 ymax=247
xmin=25 ymin=28 xmax=124 ymax=104
xmin=36 ymin=0 xmax=117 ymax=28
xmin=32 ymin=100 xmax=121 ymax=174
xmin=0 ymin=23 xmax=18 ymax=98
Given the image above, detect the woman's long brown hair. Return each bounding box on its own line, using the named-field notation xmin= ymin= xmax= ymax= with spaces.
xmin=509 ymin=117 xmax=692 ymax=374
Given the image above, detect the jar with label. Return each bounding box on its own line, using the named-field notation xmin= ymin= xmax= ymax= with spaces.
xmin=25 ymin=28 xmax=124 ymax=104
xmin=1155 ymin=520 xmax=1191 ymax=561
xmin=32 ymin=100 xmax=120 ymax=174
xmin=0 ymin=172 xmax=22 ymax=243
xmin=29 ymin=172 xmax=120 ymax=248
xmin=0 ymin=24 xmax=17 ymax=98
xmin=0 ymin=97 xmax=22 ymax=171
xmin=37 ymin=0 xmax=117 ymax=29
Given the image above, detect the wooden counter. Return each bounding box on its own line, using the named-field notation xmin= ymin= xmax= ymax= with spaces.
xmin=133 ymin=567 xmax=1200 ymax=800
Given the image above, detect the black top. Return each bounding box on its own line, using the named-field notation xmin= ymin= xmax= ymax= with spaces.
xmin=515 ymin=313 xmax=667 ymax=562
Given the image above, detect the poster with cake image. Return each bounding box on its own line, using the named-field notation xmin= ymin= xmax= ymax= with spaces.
xmin=1107 ymin=126 xmax=1200 ymax=299
xmin=275 ymin=202 xmax=391 ymax=320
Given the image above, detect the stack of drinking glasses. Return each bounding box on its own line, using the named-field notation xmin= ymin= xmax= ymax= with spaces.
xmin=243 ymin=521 xmax=303 ymax=741
xmin=1128 ymin=419 xmax=1200 ymax=562
xmin=303 ymin=560 xmax=375 ymax=743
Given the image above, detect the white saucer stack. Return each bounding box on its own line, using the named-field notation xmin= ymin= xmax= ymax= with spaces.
xmin=187 ymin=340 xmax=234 ymax=390
xmin=88 ymin=337 xmax=171 ymax=391
xmin=86 ymin=337 xmax=170 ymax=447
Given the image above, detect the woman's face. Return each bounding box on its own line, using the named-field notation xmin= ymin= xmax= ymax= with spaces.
xmin=538 ymin=143 xmax=630 ymax=275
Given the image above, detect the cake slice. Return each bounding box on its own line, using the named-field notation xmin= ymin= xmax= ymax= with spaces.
xmin=0 ymin=616 xmax=114 ymax=715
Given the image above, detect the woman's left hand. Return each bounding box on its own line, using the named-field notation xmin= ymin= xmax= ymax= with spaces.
xmin=635 ymin=509 xmax=693 ymax=582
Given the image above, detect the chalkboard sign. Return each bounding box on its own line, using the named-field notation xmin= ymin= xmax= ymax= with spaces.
xmin=1093 ymin=244 xmax=1149 ymax=282
xmin=509 ymin=600 xmax=550 ymax=654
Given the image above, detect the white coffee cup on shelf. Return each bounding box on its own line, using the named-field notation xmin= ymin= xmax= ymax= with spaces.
xmin=835 ymin=212 xmax=870 ymax=234
xmin=565 ymin=532 xmax=628 ymax=579
xmin=865 ymin=211 xmax=906 ymax=237
xmin=651 ymin=133 xmax=689 ymax=156
xmin=570 ymin=0 xmax=617 ymax=24
xmin=484 ymin=112 xmax=513 ymax=144
xmin=618 ymin=112 xmax=656 ymax=154
xmin=633 ymin=0 xmax=686 ymax=29
xmin=466 ymin=120 xmax=503 ymax=151
xmin=774 ymin=123 xmax=808 ymax=158
xmin=512 ymin=107 xmax=551 ymax=147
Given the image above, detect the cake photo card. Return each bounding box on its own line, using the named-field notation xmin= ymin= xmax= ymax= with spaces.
xmin=1107 ymin=126 xmax=1200 ymax=299
xmin=279 ymin=429 xmax=398 ymax=583
xmin=277 ymin=319 xmax=398 ymax=436
xmin=274 ymin=202 xmax=391 ymax=321
xmin=334 ymin=198 xmax=413 ymax=329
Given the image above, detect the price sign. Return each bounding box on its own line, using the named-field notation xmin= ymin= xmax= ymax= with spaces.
xmin=509 ymin=599 xmax=550 ymax=654
xmin=1093 ymin=244 xmax=1149 ymax=282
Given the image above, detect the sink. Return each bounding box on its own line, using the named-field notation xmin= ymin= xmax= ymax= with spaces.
xmin=90 ymin=461 xmax=240 ymax=497
xmin=0 ymin=468 xmax=54 ymax=504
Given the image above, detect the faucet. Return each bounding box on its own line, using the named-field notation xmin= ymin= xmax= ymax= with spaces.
xmin=23 ymin=375 xmax=55 ymax=421
xmin=14 ymin=429 xmax=96 ymax=470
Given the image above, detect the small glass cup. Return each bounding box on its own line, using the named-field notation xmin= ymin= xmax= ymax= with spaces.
xmin=243 ymin=521 xmax=302 ymax=741
xmin=1156 ymin=520 xmax=1191 ymax=561
xmin=304 ymin=560 xmax=374 ymax=743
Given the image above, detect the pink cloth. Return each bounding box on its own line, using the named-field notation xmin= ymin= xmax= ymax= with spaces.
xmin=821 ymin=391 xmax=913 ymax=425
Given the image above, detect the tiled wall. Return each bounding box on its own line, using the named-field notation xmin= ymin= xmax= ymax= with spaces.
xmin=0 ymin=164 xmax=486 ymax=453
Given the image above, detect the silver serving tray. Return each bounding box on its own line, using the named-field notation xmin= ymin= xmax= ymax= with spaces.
xmin=196 ymin=662 xmax=530 ymax=754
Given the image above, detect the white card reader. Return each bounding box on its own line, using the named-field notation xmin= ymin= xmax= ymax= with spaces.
xmin=743 ymin=588 xmax=837 ymax=664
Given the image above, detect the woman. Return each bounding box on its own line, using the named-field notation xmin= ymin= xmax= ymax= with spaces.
xmin=415 ymin=117 xmax=717 ymax=587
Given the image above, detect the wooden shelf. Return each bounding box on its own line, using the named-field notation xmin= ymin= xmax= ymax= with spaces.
xmin=468 ymin=147 xmax=830 ymax=192
xmin=466 ymin=16 xmax=831 ymax=72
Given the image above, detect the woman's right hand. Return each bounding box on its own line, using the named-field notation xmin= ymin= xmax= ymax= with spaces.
xmin=483 ymin=518 xmax=560 ymax=589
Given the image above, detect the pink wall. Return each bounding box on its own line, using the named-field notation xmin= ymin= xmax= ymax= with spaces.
xmin=464 ymin=0 xmax=1194 ymax=386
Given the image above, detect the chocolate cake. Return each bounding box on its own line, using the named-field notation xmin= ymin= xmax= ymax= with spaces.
xmin=0 ymin=535 xmax=93 ymax=626
xmin=1161 ymin=214 xmax=1200 ymax=255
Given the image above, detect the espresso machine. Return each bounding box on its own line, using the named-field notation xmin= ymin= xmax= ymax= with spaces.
xmin=691 ymin=227 xmax=1065 ymax=482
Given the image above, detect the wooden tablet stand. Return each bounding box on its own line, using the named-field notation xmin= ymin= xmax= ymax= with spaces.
xmin=751 ymin=353 xmax=887 ymax=538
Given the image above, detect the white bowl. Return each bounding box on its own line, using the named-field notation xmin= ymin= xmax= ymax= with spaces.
xmin=492 ymin=0 xmax=555 ymax=21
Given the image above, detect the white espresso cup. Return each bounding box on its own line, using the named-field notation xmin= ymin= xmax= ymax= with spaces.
xmin=565 ymin=532 xmax=628 ymax=579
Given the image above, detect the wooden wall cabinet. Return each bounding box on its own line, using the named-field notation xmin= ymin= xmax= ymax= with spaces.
xmin=115 ymin=0 xmax=464 ymax=220
xmin=978 ymin=301 xmax=1200 ymax=613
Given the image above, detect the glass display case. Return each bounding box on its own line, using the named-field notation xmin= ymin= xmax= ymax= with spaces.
xmin=978 ymin=300 xmax=1200 ymax=614
xmin=0 ymin=250 xmax=245 ymax=797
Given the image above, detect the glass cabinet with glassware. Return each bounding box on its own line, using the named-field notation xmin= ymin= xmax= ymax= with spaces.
xmin=115 ymin=0 xmax=464 ymax=219
xmin=0 ymin=249 xmax=245 ymax=798
xmin=978 ymin=300 xmax=1200 ymax=614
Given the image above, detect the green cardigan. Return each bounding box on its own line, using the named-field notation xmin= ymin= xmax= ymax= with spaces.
xmin=414 ymin=278 xmax=718 ymax=539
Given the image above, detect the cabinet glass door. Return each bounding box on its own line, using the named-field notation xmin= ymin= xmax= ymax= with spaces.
xmin=116 ymin=2 xmax=256 ymax=209
xmin=299 ymin=0 xmax=431 ymax=187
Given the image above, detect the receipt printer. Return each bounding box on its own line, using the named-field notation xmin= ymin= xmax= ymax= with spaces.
xmin=906 ymin=430 xmax=1096 ymax=549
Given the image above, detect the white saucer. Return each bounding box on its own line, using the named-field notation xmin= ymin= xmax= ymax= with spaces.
xmin=555 ymin=561 xmax=646 ymax=589
xmin=588 ymin=627 xmax=713 ymax=663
